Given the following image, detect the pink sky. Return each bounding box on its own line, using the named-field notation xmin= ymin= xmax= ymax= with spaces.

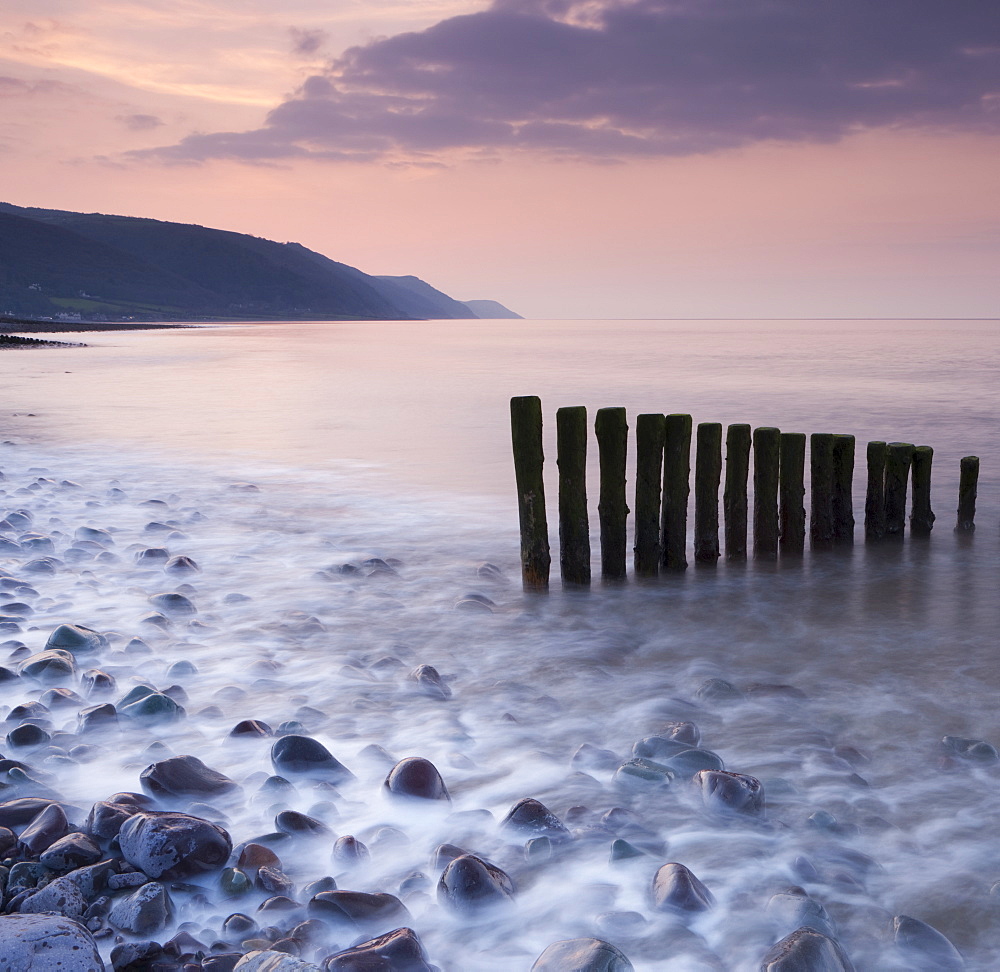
xmin=1 ymin=0 xmax=997 ymax=319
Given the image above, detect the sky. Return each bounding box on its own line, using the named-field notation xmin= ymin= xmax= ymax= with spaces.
xmin=1 ymin=0 xmax=998 ymax=319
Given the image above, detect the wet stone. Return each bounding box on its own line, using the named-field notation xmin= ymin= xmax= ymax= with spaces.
xmin=271 ymin=735 xmax=354 ymax=783
xmin=82 ymin=669 xmax=117 ymax=696
xmin=19 ymin=802 xmax=70 ymax=855
xmin=165 ymin=555 xmax=200 ymax=573
xmin=696 ymin=677 xmax=745 ymax=703
xmin=149 ymin=592 xmax=197 ymax=616
xmin=694 ymin=769 xmax=764 ymax=817
xmin=45 ymin=623 xmax=108 ymax=654
xmin=78 ymin=703 xmax=118 ymax=733
xmin=17 ymin=648 xmax=76 ymax=682
xmin=7 ymin=723 xmax=50 ymax=749
xmin=119 ymin=692 xmax=184 ymax=725
xmin=39 ymin=832 xmax=102 ymax=871
xmin=651 ymin=862 xmax=715 ymax=915
xmin=0 ymin=913 xmax=106 ymax=971
xmin=408 ymin=664 xmax=451 ymax=699
xmin=276 ymin=810 xmax=331 ymax=836
xmin=437 ymin=854 xmax=515 ymax=914
xmin=500 ymin=797 xmax=570 ymax=841
xmin=531 ymin=937 xmax=634 ymax=971
xmin=942 ymin=735 xmax=999 ymax=762
xmin=332 ymin=835 xmax=369 ymax=864
xmin=759 ymin=927 xmax=855 ymax=972
xmin=118 ymin=810 xmax=232 ymax=880
xmin=384 ymin=757 xmax=450 ymax=801
xmin=140 ymin=754 xmax=239 ymax=799
xmin=308 ymin=890 xmax=409 ymax=930
xmin=323 ymin=926 xmax=434 ymax=971
xmin=766 ymin=888 xmax=837 ymax=937
xmin=615 ymin=758 xmax=673 ymax=786
xmin=108 ymin=881 xmax=172 ymax=935
xmin=231 ymin=719 xmax=273 ymax=738
xmin=891 ymin=914 xmax=964 ymax=970
xmin=110 ymin=939 xmax=164 ymax=971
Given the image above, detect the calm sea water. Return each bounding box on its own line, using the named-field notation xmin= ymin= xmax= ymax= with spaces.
xmin=1 ymin=318 xmax=998 ymax=969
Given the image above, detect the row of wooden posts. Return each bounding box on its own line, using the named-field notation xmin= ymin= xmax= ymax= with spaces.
xmin=510 ymin=396 xmax=981 ymax=592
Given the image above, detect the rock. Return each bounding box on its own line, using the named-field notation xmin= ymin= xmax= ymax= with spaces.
xmin=231 ymin=719 xmax=272 ymax=738
xmin=631 ymin=736 xmax=690 ymax=759
xmin=614 ymin=758 xmax=673 ymax=785
xmin=18 ymin=873 xmax=88 ymax=918
xmin=891 ymin=915 xmax=964 ymax=970
xmin=75 ymin=527 xmax=112 ymax=544
xmin=135 ymin=547 xmax=170 ymax=565
xmin=308 ymin=890 xmax=409 ymax=931
xmin=41 ymin=686 xmax=83 ymax=707
xmin=140 ymin=754 xmax=239 ymax=799
xmin=86 ymin=800 xmax=143 ymax=841
xmin=571 ymin=743 xmax=620 ymax=771
xmin=119 ymin=692 xmax=183 ymax=725
xmin=530 ymin=937 xmax=634 ymax=971
xmin=651 ymin=863 xmax=714 ymax=914
xmin=760 ymin=927 xmax=855 ymax=971
xmin=234 ymin=952 xmax=321 ymax=972
xmin=109 ymin=940 xmax=164 ymax=970
xmin=165 ymin=555 xmax=200 ymax=573
xmin=696 ymin=678 xmax=744 ymax=703
xmin=271 ymin=735 xmax=354 ymax=783
xmin=78 ymin=703 xmax=118 ymax=733
xmin=662 ymin=749 xmax=725 ymax=779
xmin=941 ymin=735 xmax=999 ymax=762
xmin=44 ymin=623 xmax=108 ymax=654
xmin=0 ymin=796 xmax=68 ymax=827
xmin=765 ymin=888 xmax=837 ymax=938
xmin=19 ymin=802 xmax=70 ymax=855
xmin=437 ymin=854 xmax=515 ymax=913
xmin=40 ymin=832 xmax=102 ymax=871
xmin=17 ymin=648 xmax=76 ymax=682
xmin=7 ymin=723 xmax=50 ymax=749
xmin=408 ymin=664 xmax=451 ymax=699
xmin=82 ymin=669 xmax=117 ymax=696
xmin=0 ymin=913 xmax=106 ymax=971
xmin=108 ymin=882 xmax=171 ymax=935
xmin=276 ymin=810 xmax=331 ymax=836
xmin=323 ymin=926 xmax=434 ymax=971
xmin=332 ymin=835 xmax=369 ymax=864
xmin=149 ymin=591 xmax=197 ymax=616
xmin=118 ymin=810 xmax=232 ymax=879
xmin=694 ymin=769 xmax=764 ymax=817
xmin=384 ymin=757 xmax=450 ymax=801
xmin=500 ymin=797 xmax=570 ymax=841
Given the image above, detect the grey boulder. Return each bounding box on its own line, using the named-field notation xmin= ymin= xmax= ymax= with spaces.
xmin=118 ymin=810 xmax=232 ymax=879
xmin=0 ymin=913 xmax=105 ymax=971
xmin=531 ymin=938 xmax=634 ymax=971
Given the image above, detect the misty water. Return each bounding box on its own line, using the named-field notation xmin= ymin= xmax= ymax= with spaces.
xmin=2 ymin=318 xmax=999 ymax=970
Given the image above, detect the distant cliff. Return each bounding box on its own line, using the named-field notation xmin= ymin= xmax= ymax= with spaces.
xmin=0 ymin=202 xmax=519 ymax=323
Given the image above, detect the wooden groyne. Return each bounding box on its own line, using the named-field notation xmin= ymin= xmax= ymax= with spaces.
xmin=510 ymin=397 xmax=983 ymax=590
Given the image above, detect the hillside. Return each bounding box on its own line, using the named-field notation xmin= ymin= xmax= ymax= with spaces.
xmin=0 ymin=202 xmax=516 ymax=322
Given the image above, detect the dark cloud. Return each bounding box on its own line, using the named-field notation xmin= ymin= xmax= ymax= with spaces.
xmin=137 ymin=0 xmax=1000 ymax=164
xmin=0 ymin=76 xmax=76 ymax=97
xmin=117 ymin=113 xmax=164 ymax=131
xmin=289 ymin=26 xmax=328 ymax=58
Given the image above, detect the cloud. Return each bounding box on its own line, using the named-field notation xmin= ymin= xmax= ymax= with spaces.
xmin=117 ymin=112 xmax=164 ymax=130
xmin=0 ymin=75 xmax=76 ymax=97
xmin=289 ymin=26 xmax=327 ymax=58
xmin=135 ymin=0 xmax=1000 ymax=164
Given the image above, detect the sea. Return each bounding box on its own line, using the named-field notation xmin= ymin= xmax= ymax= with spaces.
xmin=1 ymin=317 xmax=998 ymax=970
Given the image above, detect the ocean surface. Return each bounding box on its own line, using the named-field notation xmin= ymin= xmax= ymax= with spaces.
xmin=1 ymin=318 xmax=998 ymax=969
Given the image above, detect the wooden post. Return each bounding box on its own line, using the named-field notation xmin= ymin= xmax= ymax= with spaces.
xmin=661 ymin=413 xmax=692 ymax=570
xmin=779 ymin=432 xmax=806 ymax=555
xmin=884 ymin=442 xmax=915 ymax=537
xmin=694 ymin=422 xmax=722 ymax=564
xmin=832 ymin=434 xmax=856 ymax=542
xmin=634 ymin=413 xmax=665 ymax=577
xmin=909 ymin=445 xmax=935 ymax=536
xmin=510 ymin=396 xmax=550 ymax=591
xmin=810 ymin=433 xmax=834 ymax=545
xmin=865 ymin=441 xmax=887 ymax=540
xmin=956 ymin=456 xmax=979 ymax=532
xmin=753 ymin=427 xmax=780 ymax=560
xmin=556 ymin=406 xmax=590 ymax=585
xmin=595 ymin=407 xmax=629 ymax=580
xmin=724 ymin=424 xmax=751 ymax=561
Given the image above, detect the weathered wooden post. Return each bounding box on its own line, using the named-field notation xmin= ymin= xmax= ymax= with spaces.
xmin=510 ymin=395 xmax=550 ymax=591
xmin=661 ymin=413 xmax=692 ymax=570
xmin=724 ymin=424 xmax=751 ymax=561
xmin=832 ymin=434 xmax=856 ymax=542
xmin=753 ymin=427 xmax=780 ymax=560
xmin=779 ymin=432 xmax=806 ymax=555
xmin=865 ymin=441 xmax=887 ymax=540
xmin=884 ymin=442 xmax=915 ymax=537
xmin=909 ymin=445 xmax=935 ymax=536
xmin=810 ymin=433 xmax=834 ymax=545
xmin=595 ymin=407 xmax=629 ymax=580
xmin=634 ymin=413 xmax=665 ymax=577
xmin=956 ymin=456 xmax=979 ymax=532
xmin=694 ymin=422 xmax=722 ymax=564
xmin=556 ymin=405 xmax=590 ymax=585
